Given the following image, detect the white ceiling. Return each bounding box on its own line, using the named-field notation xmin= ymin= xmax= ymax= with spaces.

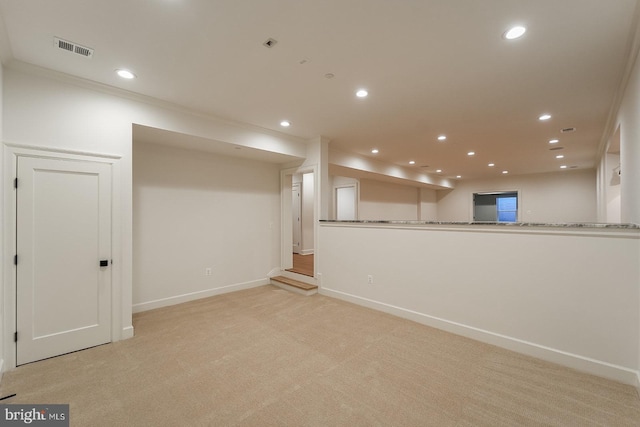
xmin=0 ymin=0 xmax=637 ymax=180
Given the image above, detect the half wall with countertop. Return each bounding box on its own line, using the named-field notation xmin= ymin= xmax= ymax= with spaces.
xmin=318 ymin=220 xmax=640 ymax=386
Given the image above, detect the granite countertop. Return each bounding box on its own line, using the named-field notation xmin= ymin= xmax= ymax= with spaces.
xmin=319 ymin=220 xmax=640 ymax=229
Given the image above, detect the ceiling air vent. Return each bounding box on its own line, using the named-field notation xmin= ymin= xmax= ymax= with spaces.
xmin=561 ymin=127 xmax=576 ymax=133
xmin=54 ymin=37 xmax=94 ymax=58
xmin=263 ymin=38 xmax=278 ymax=48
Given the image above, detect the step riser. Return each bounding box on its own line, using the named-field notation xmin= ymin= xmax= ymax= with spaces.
xmin=270 ymin=275 xmax=318 ymax=296
xmin=279 ymin=270 xmax=318 ymax=286
xmin=271 ymin=281 xmax=317 ymax=296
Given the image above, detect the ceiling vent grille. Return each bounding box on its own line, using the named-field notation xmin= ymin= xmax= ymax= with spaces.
xmin=263 ymin=38 xmax=278 ymax=48
xmin=54 ymin=37 xmax=94 ymax=58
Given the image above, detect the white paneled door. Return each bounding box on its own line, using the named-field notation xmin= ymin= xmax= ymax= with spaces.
xmin=16 ymin=156 xmax=112 ymax=365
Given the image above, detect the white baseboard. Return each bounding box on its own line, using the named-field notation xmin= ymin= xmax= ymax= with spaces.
xmin=121 ymin=326 xmax=135 ymax=340
xmin=299 ymin=249 xmax=314 ymax=256
xmin=132 ymin=278 xmax=269 ymax=313
xmin=267 ymin=267 xmax=282 ymax=277
xmin=320 ymin=287 xmax=638 ymax=386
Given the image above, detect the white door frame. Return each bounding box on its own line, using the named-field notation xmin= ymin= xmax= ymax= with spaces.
xmin=3 ymin=143 xmax=123 ymax=371
xmin=280 ymin=165 xmax=318 ymax=276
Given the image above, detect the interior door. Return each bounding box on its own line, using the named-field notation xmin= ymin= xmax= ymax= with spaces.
xmin=336 ymin=185 xmax=357 ymax=220
xmin=16 ymin=156 xmax=112 ymax=365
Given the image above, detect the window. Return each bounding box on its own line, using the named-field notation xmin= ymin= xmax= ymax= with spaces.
xmin=497 ymin=196 xmax=517 ymax=222
xmin=473 ymin=191 xmax=518 ymax=222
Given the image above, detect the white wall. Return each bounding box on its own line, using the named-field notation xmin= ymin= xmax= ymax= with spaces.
xmin=615 ymin=50 xmax=640 ymax=224
xmin=0 ymin=62 xmax=4 ymax=374
xmin=332 ymin=171 xmax=594 ymax=223
xmin=419 ymin=188 xmax=437 ymax=220
xmin=437 ymin=169 xmax=596 ymax=223
xmin=300 ymin=136 xmax=329 ymax=220
xmin=133 ymin=142 xmax=280 ymax=311
xmin=2 ymin=67 xmax=135 ymax=351
xmin=318 ymin=223 xmax=640 ymax=385
xmin=605 ymin=153 xmax=621 ymax=222
xmin=330 ymin=148 xmax=454 ymax=189
xmin=359 ymin=179 xmax=419 ymax=220
xmin=1 ymin=64 xmax=306 ymax=369
xmin=596 ymin=36 xmax=640 ymax=389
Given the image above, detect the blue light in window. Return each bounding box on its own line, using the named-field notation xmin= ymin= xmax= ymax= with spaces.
xmin=497 ymin=196 xmax=517 ymax=222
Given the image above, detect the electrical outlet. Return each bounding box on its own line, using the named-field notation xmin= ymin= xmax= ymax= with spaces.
xmin=205 ymin=268 xmax=212 ymax=276
xmin=367 ymin=275 xmax=374 ymax=284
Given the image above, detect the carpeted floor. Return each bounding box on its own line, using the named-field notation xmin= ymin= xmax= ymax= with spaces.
xmin=1 ymin=285 xmax=639 ymax=426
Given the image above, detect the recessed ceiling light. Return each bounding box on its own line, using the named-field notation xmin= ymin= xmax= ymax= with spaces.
xmin=409 ymin=160 xmax=415 ymax=165
xmin=324 ymin=73 xmax=335 ymax=79
xmin=488 ymin=163 xmax=495 ymax=167
xmin=467 ymin=151 xmax=475 ymax=156
xmin=116 ymin=69 xmax=136 ymax=79
xmin=504 ymin=25 xmax=526 ymax=40
xmin=539 ymin=114 xmax=552 ymax=121
xmin=436 ymin=169 xmax=442 ymax=173
xmin=555 ymin=154 xmax=564 ymax=159
xmin=437 ymin=135 xmax=447 ymax=141
xmin=502 ymin=170 xmax=509 ymax=174
xmin=280 ymin=120 xmax=291 ymax=127
xmin=456 ymin=175 xmax=462 ymax=179
xmin=371 ymin=149 xmax=379 ymax=154
xmin=549 ymin=139 xmax=559 ymax=144
xmin=356 ymin=89 xmax=368 ymax=98
xmin=560 ymin=165 xmax=568 ymax=169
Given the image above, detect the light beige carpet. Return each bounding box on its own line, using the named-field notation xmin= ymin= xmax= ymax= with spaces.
xmin=1 ymin=285 xmax=639 ymax=426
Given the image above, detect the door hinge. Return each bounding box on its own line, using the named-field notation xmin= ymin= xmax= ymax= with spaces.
xmin=14 ymin=332 xmax=17 ymax=343
xmin=14 ymin=255 xmax=17 ymax=265
xmin=13 ymin=178 xmax=17 ymax=189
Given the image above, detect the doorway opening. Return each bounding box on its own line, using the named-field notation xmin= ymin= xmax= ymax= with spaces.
xmin=287 ymin=253 xmax=314 ymax=277
xmin=281 ymin=168 xmax=316 ymax=279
